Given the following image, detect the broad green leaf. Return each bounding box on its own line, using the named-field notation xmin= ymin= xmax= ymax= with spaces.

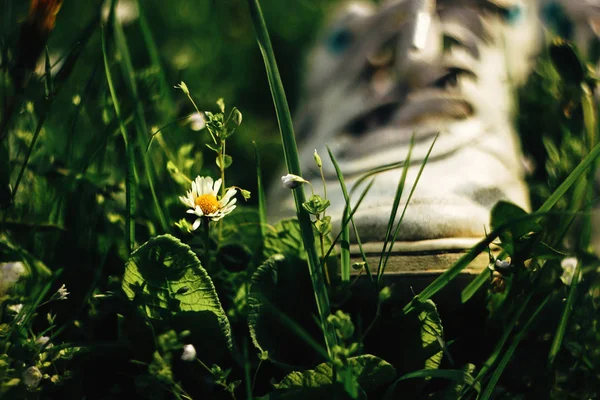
xmin=417 ymin=300 xmax=444 ymax=370
xmin=216 ymin=154 xmax=233 ymax=169
xmin=248 ymin=254 xmax=325 ymax=365
xmin=263 ymin=218 xmax=334 ymax=263
xmin=122 ymin=234 xmax=232 ymax=350
xmin=269 ymin=355 xmax=396 ymax=400
xmin=490 ymin=201 xmax=541 ymax=254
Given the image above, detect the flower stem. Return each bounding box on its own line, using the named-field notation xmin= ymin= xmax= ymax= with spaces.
xmin=203 ymin=217 xmax=211 ymax=272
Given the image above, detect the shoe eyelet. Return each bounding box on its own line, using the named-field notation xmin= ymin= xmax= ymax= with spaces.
xmin=326 ymin=27 xmax=353 ymax=55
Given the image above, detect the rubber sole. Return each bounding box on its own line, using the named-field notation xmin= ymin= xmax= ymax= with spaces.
xmin=349 ymin=237 xmax=495 ymax=276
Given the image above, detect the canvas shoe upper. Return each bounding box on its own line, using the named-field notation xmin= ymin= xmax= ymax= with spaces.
xmin=269 ymin=0 xmax=542 ymax=254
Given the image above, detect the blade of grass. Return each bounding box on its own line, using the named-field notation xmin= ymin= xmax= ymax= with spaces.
xmin=136 ymin=0 xmax=176 ymax=118
xmin=376 ymin=135 xmax=414 ymax=282
xmin=323 ymin=147 xmax=376 ymax=283
xmin=402 ymin=211 xmax=556 ymax=314
xmin=385 ymin=369 xmax=481 ymax=400
xmin=547 ymin=260 xmax=581 ymax=369
xmin=461 ymin=268 xmax=489 ymax=303
xmin=253 ymin=141 xmax=267 ymax=240
xmin=325 ymin=146 xmax=355 ymax=282
xmin=324 ymin=178 xmax=376 ymax=281
xmin=246 ymin=0 xmax=337 ymax=357
xmin=341 ymin=205 xmax=351 ymax=282
xmin=112 ymin=11 xmax=169 ymax=233
xmin=480 ymin=295 xmax=552 ymax=400
xmin=102 ymin=27 xmax=136 ymax=254
xmin=380 ymin=134 xmax=438 ymax=280
xmin=537 ymin=129 xmax=600 ymax=214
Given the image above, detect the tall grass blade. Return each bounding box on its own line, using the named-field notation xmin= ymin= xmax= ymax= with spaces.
xmin=102 ymin=27 xmax=136 ymax=254
xmin=547 ymin=261 xmax=581 ymax=369
xmin=253 ymin=142 xmax=267 ymax=240
xmin=472 ymin=292 xmax=533 ymax=384
xmin=376 ymin=135 xmax=414 ymax=282
xmin=112 ymin=14 xmax=169 ymax=233
xmin=245 ymin=0 xmax=337 ymax=356
xmin=460 ymin=268 xmax=489 ymax=303
xmin=326 ymin=145 xmax=375 ymax=283
xmin=537 ymin=131 xmax=600 ymax=214
xmin=480 ymin=295 xmax=551 ymax=400
xmin=380 ymin=134 xmax=437 ymax=279
xmin=402 ymin=212 xmax=549 ymax=314
xmin=136 ymin=0 xmax=176 ymax=117
xmin=325 ymin=146 xmax=354 ymax=282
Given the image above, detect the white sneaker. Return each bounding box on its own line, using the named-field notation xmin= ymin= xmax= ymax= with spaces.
xmin=269 ymin=0 xmax=542 ymax=274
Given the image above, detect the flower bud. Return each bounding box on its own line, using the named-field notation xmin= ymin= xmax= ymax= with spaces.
xmin=175 ymin=81 xmax=190 ymax=96
xmin=313 ymin=149 xmax=322 ymax=168
xmin=281 ymin=174 xmax=308 ymax=189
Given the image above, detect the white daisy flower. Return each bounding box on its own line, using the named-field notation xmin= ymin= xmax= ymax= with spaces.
xmin=179 ymin=176 xmax=237 ymax=230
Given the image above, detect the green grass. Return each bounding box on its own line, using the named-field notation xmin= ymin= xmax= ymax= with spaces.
xmin=0 ymin=1 xmax=598 ymax=399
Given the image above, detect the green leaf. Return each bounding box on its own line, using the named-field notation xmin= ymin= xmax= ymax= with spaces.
xmin=263 ymin=218 xmax=334 ymax=263
xmin=417 ymin=300 xmax=444 ymax=370
xmin=206 ymin=143 xmax=220 ymax=152
xmin=490 ymin=201 xmax=541 ymax=254
xmin=268 ymin=355 xmax=396 ymax=399
xmin=248 ymin=255 xmax=327 ymax=365
xmin=122 ymin=234 xmax=232 ymax=350
xmin=216 ymin=154 xmax=233 ymax=169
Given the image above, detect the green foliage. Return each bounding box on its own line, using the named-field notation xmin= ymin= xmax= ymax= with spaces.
xmin=122 ymin=234 xmax=232 ymax=350
xmin=417 ymin=300 xmax=444 ymax=371
xmin=266 ymin=355 xmax=396 ymax=399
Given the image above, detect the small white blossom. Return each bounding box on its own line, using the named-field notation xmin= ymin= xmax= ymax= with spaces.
xmin=181 ymin=344 xmax=197 ymax=362
xmin=560 ymin=257 xmax=578 ymax=286
xmin=7 ymin=303 xmax=23 ymax=314
xmin=35 ymin=336 xmax=51 ymax=347
xmin=187 ymin=112 xmax=206 ymax=131
xmin=1 ymin=261 xmax=26 ymax=285
xmin=56 ymin=284 xmax=69 ymax=301
xmin=281 ymin=174 xmax=308 ymax=189
xmin=23 ymin=366 xmax=42 ymax=389
xmin=179 ymin=176 xmax=237 ymax=231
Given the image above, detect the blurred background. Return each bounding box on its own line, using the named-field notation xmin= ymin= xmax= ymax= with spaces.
xmin=2 ymin=0 xmax=349 ymax=202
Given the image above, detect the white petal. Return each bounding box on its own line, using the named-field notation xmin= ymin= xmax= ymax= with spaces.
xmin=203 ymin=177 xmax=213 ymax=195
xmin=180 ymin=196 xmax=194 ymax=208
xmin=186 ymin=209 xmax=197 ymax=214
xmin=213 ymin=179 xmax=222 ymax=196
xmin=192 ymin=218 xmax=201 ymax=230
xmin=221 ymin=204 xmax=237 ymax=215
xmin=194 ymin=205 xmax=204 ymax=216
xmin=194 ymin=176 xmax=204 ymax=195
xmin=219 ymin=188 xmax=237 ymax=205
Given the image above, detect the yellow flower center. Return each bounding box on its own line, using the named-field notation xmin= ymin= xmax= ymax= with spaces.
xmin=195 ymin=194 xmax=219 ymax=215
